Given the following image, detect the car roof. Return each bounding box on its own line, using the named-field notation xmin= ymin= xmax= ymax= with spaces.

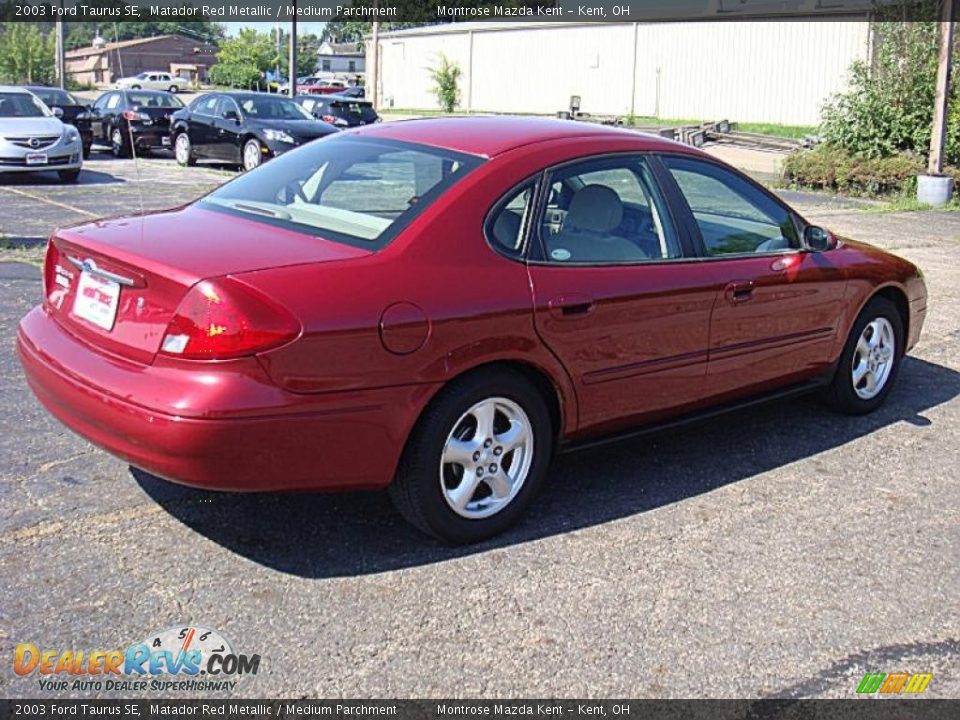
xmin=0 ymin=85 xmax=32 ymax=94
xmin=353 ymin=116 xmax=687 ymax=158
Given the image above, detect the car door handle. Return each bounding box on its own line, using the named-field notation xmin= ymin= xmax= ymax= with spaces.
xmin=724 ymin=280 xmax=755 ymax=304
xmin=548 ymin=294 xmax=595 ymax=319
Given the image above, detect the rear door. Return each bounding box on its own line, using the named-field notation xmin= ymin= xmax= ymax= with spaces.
xmin=212 ymin=96 xmax=244 ymax=162
xmin=660 ymin=154 xmax=846 ymax=400
xmin=522 ymin=154 xmax=719 ymax=435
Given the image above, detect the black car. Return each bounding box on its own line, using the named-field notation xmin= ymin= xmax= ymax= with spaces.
xmin=170 ymin=92 xmax=338 ymax=171
xmin=295 ymin=93 xmax=379 ymax=128
xmin=89 ymin=89 xmax=183 ymax=158
xmin=25 ymin=86 xmax=94 ymax=158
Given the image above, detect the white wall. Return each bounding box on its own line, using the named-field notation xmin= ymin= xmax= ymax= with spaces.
xmin=372 ymin=21 xmax=871 ymax=126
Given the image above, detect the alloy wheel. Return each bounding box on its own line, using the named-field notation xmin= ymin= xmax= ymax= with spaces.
xmin=852 ymin=317 xmax=895 ymax=400
xmin=175 ymin=134 xmax=191 ymax=164
xmin=439 ymin=397 xmax=534 ymax=520
xmin=243 ymin=142 xmax=262 ymax=171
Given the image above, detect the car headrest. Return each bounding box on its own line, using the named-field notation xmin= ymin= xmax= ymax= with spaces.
xmin=565 ymin=184 xmax=623 ymax=233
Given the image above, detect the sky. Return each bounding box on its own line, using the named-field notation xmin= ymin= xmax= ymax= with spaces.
xmin=222 ymin=22 xmax=328 ymax=37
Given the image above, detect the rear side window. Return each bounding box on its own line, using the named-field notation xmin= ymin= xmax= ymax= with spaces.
xmin=201 ymin=137 xmax=483 ymax=250
xmin=487 ymin=182 xmax=536 ymax=258
xmin=663 ymin=156 xmax=799 ymax=256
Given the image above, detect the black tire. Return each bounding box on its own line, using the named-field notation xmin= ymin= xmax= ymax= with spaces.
xmin=824 ymin=296 xmax=904 ymax=415
xmin=130 ymin=85 xmax=141 ymax=90
xmin=389 ymin=368 xmax=554 ymax=544
xmin=58 ymin=169 xmax=81 ymax=183
xmin=168 ymin=85 xmax=179 ymax=94
xmin=174 ymin=132 xmax=196 ymax=167
xmin=82 ymin=143 xmax=91 ymax=160
xmin=110 ymin=125 xmax=129 ymax=158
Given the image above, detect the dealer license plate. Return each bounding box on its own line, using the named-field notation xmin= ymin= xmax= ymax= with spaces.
xmin=25 ymin=153 xmax=47 ymax=165
xmin=72 ymin=271 xmax=120 ymax=331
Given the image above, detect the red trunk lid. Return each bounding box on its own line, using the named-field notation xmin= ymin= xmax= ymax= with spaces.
xmin=45 ymin=205 xmax=370 ymax=364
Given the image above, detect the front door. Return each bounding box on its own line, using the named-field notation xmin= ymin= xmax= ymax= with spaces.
xmin=660 ymin=155 xmax=847 ymax=401
xmin=520 ymin=154 xmax=720 ymax=436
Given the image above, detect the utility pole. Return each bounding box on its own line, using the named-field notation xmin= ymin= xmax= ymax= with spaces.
xmin=55 ymin=14 xmax=66 ymax=89
xmin=288 ymin=5 xmax=297 ymax=98
xmin=928 ymin=0 xmax=955 ymax=175
xmin=370 ymin=21 xmax=380 ymax=109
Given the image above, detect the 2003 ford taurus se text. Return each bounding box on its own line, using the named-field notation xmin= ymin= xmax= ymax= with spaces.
xmin=17 ymin=118 xmax=927 ymax=543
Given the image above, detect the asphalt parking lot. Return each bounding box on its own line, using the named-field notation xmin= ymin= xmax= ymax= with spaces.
xmin=0 ymin=153 xmax=957 ymax=699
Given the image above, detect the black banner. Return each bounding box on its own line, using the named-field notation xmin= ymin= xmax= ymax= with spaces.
xmin=0 ymin=0 xmax=947 ymax=24
xmin=1 ymin=700 xmax=958 ymax=720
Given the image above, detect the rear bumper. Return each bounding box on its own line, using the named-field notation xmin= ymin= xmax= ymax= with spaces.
xmin=18 ymin=306 xmax=432 ymax=492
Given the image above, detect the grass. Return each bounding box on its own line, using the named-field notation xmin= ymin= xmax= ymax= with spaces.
xmin=380 ymin=109 xmax=817 ymax=139
xmin=865 ymin=194 xmax=960 ymax=213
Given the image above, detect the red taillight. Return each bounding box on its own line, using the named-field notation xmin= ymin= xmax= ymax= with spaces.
xmin=321 ymin=115 xmax=336 ymax=124
xmin=160 ymin=278 xmax=300 ymax=360
xmin=122 ymin=110 xmax=149 ymax=122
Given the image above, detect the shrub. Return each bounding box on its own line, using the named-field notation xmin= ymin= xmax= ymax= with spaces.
xmin=820 ymin=10 xmax=960 ymax=165
xmin=429 ymin=54 xmax=461 ymax=113
xmin=782 ymin=144 xmax=929 ymax=195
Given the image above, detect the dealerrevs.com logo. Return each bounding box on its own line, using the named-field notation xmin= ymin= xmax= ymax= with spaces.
xmin=14 ymin=626 xmax=260 ymax=693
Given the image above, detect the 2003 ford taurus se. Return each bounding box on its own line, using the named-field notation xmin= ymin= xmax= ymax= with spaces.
xmin=17 ymin=118 xmax=927 ymax=543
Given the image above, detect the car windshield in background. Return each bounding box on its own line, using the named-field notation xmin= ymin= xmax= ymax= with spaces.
xmin=200 ymin=137 xmax=483 ymax=249
xmin=0 ymin=93 xmax=48 ymax=118
xmin=33 ymin=89 xmax=77 ymax=106
xmin=239 ymin=96 xmax=313 ymax=120
xmin=127 ymin=92 xmax=183 ymax=109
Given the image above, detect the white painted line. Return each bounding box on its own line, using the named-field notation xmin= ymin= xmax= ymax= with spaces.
xmin=0 ymin=185 xmax=98 ymax=218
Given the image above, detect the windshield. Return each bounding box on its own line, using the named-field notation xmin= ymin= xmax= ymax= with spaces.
xmin=237 ymin=96 xmax=313 ymax=120
xmin=200 ymin=137 xmax=483 ymax=250
xmin=126 ymin=92 xmax=184 ymax=109
xmin=0 ymin=92 xmax=50 ymax=118
xmin=136 ymin=72 xmax=150 ymax=79
xmin=32 ymin=88 xmax=77 ymax=106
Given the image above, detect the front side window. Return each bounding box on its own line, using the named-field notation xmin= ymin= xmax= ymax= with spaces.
xmin=537 ymin=156 xmax=680 ymax=264
xmin=200 ymin=137 xmax=483 ymax=249
xmin=663 ymin=156 xmax=799 ymax=256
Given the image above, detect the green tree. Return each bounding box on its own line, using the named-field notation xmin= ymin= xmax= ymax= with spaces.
xmin=820 ymin=4 xmax=960 ymax=164
xmin=208 ymin=27 xmax=274 ymax=90
xmin=0 ymin=24 xmax=55 ymax=84
xmin=429 ymin=53 xmax=460 ymax=113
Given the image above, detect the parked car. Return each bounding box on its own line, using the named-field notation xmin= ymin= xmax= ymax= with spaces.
xmin=169 ymin=92 xmax=337 ymax=171
xmin=24 ymin=86 xmax=94 ymax=158
xmin=89 ymin=89 xmax=183 ymax=158
xmin=0 ymin=85 xmax=82 ymax=182
xmin=17 ymin=118 xmax=927 ymax=543
xmin=116 ymin=71 xmax=183 ymax=93
xmin=337 ymin=85 xmax=365 ymax=99
xmin=295 ymin=94 xmax=379 ymax=127
xmin=295 ymin=77 xmax=349 ymax=95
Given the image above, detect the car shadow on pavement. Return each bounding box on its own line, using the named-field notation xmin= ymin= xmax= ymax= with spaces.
xmin=0 ymin=169 xmax=121 ymax=186
xmin=133 ymin=356 xmax=960 ymax=579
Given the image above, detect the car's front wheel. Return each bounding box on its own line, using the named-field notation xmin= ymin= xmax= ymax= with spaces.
xmin=389 ymin=368 xmax=554 ymax=543
xmin=825 ymin=296 xmax=904 ymax=415
xmin=174 ymin=132 xmax=196 ymax=167
xmin=168 ymin=85 xmax=179 ymax=94
xmin=242 ymin=139 xmax=263 ymax=171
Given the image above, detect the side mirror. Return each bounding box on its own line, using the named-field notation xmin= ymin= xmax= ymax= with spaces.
xmin=223 ymin=110 xmax=240 ymax=123
xmin=52 ymin=107 xmax=64 ymax=119
xmin=804 ymin=226 xmax=838 ymax=252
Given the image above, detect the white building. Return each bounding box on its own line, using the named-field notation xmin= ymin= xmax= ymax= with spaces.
xmin=369 ymin=20 xmax=873 ymax=126
xmin=318 ymin=41 xmax=365 ymax=75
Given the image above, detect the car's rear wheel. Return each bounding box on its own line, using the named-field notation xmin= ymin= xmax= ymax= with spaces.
xmin=174 ymin=132 xmax=196 ymax=167
xmin=58 ymin=169 xmax=80 ymax=183
xmin=110 ymin=126 xmax=129 ymax=158
xmin=242 ymin=139 xmax=263 ymax=171
xmin=82 ymin=143 xmax=91 ymax=159
xmin=825 ymin=296 xmax=904 ymax=415
xmin=389 ymin=368 xmax=553 ymax=543
xmin=168 ymin=85 xmax=179 ymax=93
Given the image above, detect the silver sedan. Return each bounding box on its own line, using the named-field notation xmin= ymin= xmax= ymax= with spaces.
xmin=0 ymin=86 xmax=83 ymax=183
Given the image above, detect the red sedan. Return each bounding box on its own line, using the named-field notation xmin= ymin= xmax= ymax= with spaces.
xmin=17 ymin=118 xmax=927 ymax=543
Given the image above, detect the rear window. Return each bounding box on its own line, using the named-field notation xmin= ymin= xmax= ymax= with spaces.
xmin=331 ymin=100 xmax=377 ymax=120
xmin=126 ymin=92 xmax=183 ymax=109
xmin=200 ymin=137 xmax=483 ymax=250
